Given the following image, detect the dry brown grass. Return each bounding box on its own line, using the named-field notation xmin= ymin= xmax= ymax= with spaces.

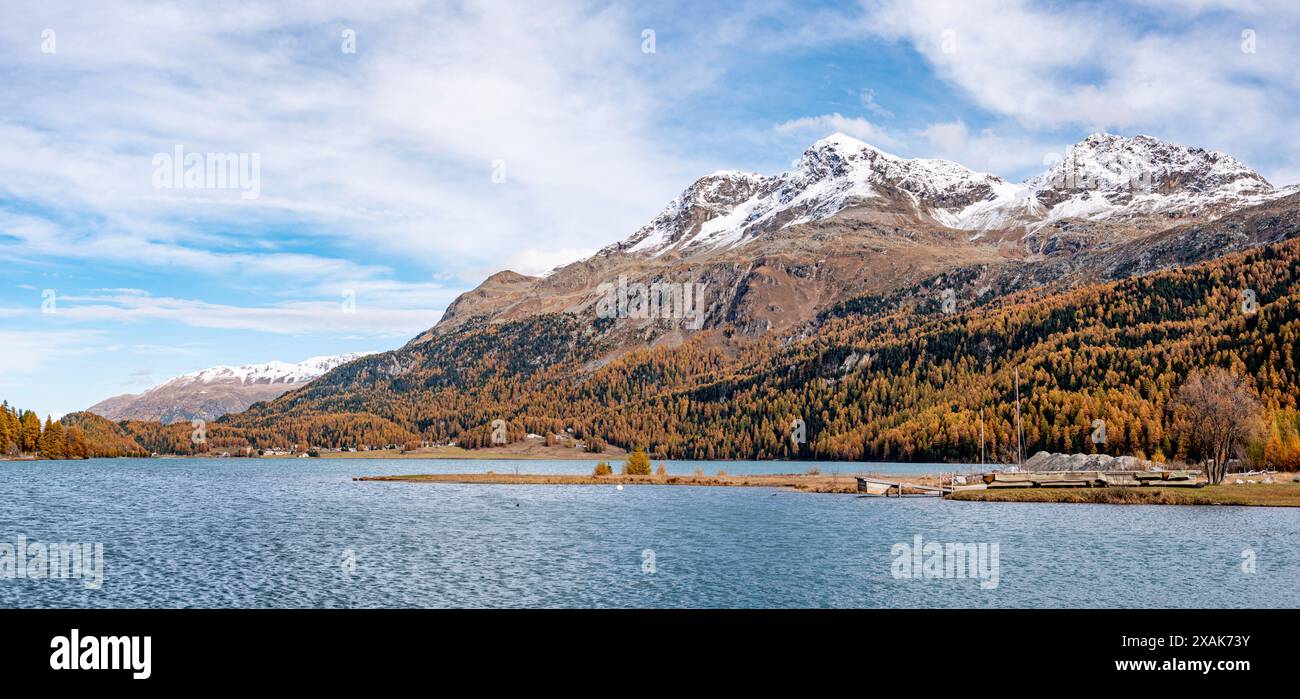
xmin=357 ymin=473 xmax=1300 ymax=505
xmin=355 ymin=471 xmax=868 ymax=493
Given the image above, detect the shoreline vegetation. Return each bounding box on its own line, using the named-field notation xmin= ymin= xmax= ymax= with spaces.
xmin=357 ymin=445 xmax=1300 ymax=506
xmin=358 ymin=472 xmax=1300 ymax=506
xmin=353 ymin=448 xmax=1300 ymax=506
xmin=355 ymin=471 xmax=874 ymax=494
xmin=948 ymin=483 xmax=1300 ymax=507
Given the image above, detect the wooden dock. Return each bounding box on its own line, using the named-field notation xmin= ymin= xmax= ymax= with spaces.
xmin=855 ymin=476 xmax=953 ymax=497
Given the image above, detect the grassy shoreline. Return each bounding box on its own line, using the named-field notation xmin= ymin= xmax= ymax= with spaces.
xmin=358 ymin=472 xmax=1300 ymax=506
xmin=946 ymin=483 xmax=1300 ymax=507
xmin=355 ymin=472 xmax=880 ymax=493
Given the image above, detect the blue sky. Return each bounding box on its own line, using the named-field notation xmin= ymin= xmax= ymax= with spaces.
xmin=3 ymin=0 xmax=1300 ymax=418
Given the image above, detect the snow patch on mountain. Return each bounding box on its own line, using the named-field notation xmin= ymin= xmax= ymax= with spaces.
xmin=623 ymin=170 xmax=773 ymax=254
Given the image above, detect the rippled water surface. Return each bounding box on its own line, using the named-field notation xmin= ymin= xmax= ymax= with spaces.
xmin=2 ymin=458 xmax=1296 ymax=608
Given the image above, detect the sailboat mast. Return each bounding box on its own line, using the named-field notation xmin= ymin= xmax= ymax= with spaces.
xmin=1014 ymin=369 xmax=1023 ymax=467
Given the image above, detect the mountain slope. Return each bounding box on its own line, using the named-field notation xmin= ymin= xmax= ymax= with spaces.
xmin=213 ymin=132 xmax=1300 ymax=461
xmin=88 ymin=352 xmax=375 ymax=424
xmin=226 ymin=235 xmax=1300 ymax=461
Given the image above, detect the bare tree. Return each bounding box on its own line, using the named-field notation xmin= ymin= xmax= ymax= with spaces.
xmin=1172 ymin=368 xmax=1262 ymax=485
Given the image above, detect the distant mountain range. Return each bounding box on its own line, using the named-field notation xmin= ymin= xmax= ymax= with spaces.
xmin=76 ymin=132 xmax=1300 ymax=462
xmin=87 ymin=353 xmax=375 ymax=424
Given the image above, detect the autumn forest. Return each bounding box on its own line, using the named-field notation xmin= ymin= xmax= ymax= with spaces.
xmin=7 ymin=236 xmax=1300 ymax=470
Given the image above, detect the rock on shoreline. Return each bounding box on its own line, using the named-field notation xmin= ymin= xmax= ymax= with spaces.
xmin=1021 ymin=451 xmax=1159 ymax=472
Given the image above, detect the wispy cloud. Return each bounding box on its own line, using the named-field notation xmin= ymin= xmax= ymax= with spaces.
xmin=23 ymin=291 xmax=442 ymax=337
xmin=0 ymin=329 xmax=104 ymax=378
xmin=915 ymin=120 xmax=1062 ymax=176
xmin=0 ymin=1 xmax=713 ymax=287
xmin=858 ymin=88 xmax=893 ymax=118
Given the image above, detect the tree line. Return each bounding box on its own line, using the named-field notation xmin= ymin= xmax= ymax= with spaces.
xmin=1 ymin=405 xmax=147 ymax=459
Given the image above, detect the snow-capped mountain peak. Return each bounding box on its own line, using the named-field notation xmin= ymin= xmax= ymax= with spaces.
xmin=810 ymin=131 xmax=877 ymax=151
xmin=619 ymin=132 xmax=1007 ymax=255
xmin=1029 ymin=133 xmax=1271 ymax=198
xmin=798 ymin=132 xmax=897 ymax=166
xmin=987 ymin=132 xmax=1278 ymax=229
xmin=87 ymin=352 xmax=378 ymax=424
xmin=606 ymin=132 xmax=1286 ymax=256
xmin=621 ymin=169 xmax=774 ymax=254
xmin=811 ymin=134 xmax=1007 ymax=199
xmin=171 ymin=353 xmax=375 ymax=387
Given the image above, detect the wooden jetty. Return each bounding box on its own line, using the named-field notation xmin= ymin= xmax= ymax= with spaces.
xmin=855 ymin=476 xmax=953 ymax=497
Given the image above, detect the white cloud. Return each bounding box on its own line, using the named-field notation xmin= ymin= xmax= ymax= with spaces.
xmin=772 ymin=113 xmax=902 ymax=149
xmin=0 ymin=330 xmax=103 ymax=378
xmin=0 ymin=0 xmax=714 ymax=288
xmin=860 ymin=0 xmax=1300 ymax=183
xmin=859 ymin=88 xmax=892 ymax=118
xmin=498 ymin=248 xmax=599 ymax=278
xmin=10 ymin=291 xmax=442 ymax=337
xmin=916 ymin=120 xmax=1060 ymax=179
